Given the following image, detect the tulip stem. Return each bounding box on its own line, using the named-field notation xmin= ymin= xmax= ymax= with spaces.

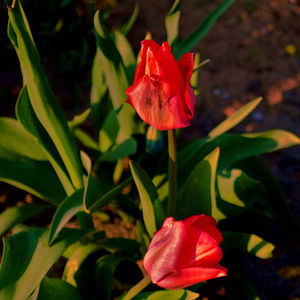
xmin=168 ymin=129 xmax=177 ymax=217
xmin=122 ymin=275 xmax=152 ymax=300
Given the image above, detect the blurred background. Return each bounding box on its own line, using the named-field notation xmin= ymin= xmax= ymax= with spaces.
xmin=0 ymin=0 xmax=300 ymax=299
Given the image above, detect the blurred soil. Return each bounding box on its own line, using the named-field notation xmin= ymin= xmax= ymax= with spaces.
xmin=1 ymin=0 xmax=300 ymax=299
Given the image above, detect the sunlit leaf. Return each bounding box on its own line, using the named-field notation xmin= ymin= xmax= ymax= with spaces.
xmin=130 ymin=161 xmax=165 ymax=237
xmin=208 ymin=97 xmax=263 ymax=139
xmin=8 ymin=1 xmax=83 ymax=189
xmin=129 ymin=289 xmax=199 ymax=300
xmin=222 ymin=232 xmax=275 ymax=259
xmin=165 ymin=0 xmax=181 ymax=48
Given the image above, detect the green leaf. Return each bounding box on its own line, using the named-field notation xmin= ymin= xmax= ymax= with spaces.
xmin=0 ymin=158 xmax=66 ymax=205
xmin=16 ymin=86 xmax=74 ymax=195
xmin=0 ymin=204 xmax=50 ymax=236
xmin=73 ymin=128 xmax=99 ymax=151
xmin=129 ymin=161 xmax=165 ymax=237
xmin=63 ymin=243 xmax=102 ymax=286
xmin=97 ymin=138 xmax=137 ymax=162
xmin=179 ymin=130 xmax=300 ymax=184
xmin=208 ymin=97 xmax=263 ymax=139
xmin=114 ymin=30 xmax=137 ymax=83
xmin=95 ymin=254 xmax=142 ymax=300
xmin=8 ymin=1 xmax=83 ymax=189
xmin=190 ymin=52 xmax=201 ymax=96
xmin=99 ymin=108 xmax=120 ymax=153
xmin=165 ymin=0 xmax=181 ymax=48
xmin=37 ymin=277 xmax=82 ymax=300
xmin=88 ymin=177 xmax=132 ymax=212
xmin=177 ymin=147 xmax=224 ymax=220
xmin=130 ymin=290 xmax=199 ymax=300
xmin=90 ymin=49 xmax=108 ymax=131
xmin=222 ymin=232 xmax=275 ymax=259
xmin=48 ymin=189 xmax=84 ymax=245
xmin=94 ymin=10 xmax=137 ymax=144
xmin=120 ymin=3 xmax=140 ymax=36
xmin=216 ymin=169 xmax=265 ymax=221
xmin=0 ymin=117 xmax=46 ymax=161
xmin=174 ymin=0 xmax=234 ymax=59
xmin=0 ymin=226 xmax=85 ymax=300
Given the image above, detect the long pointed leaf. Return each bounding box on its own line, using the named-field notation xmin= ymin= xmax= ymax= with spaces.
xmin=174 ymin=0 xmax=234 ymax=59
xmin=130 ymin=161 xmax=164 ymax=237
xmin=94 ymin=10 xmax=137 ymax=143
xmin=8 ymin=1 xmax=83 ymax=189
xmin=165 ymin=0 xmax=181 ymax=48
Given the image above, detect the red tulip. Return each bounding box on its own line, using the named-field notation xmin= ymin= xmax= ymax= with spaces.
xmin=143 ymin=215 xmax=227 ymax=290
xmin=125 ymin=40 xmax=196 ymax=131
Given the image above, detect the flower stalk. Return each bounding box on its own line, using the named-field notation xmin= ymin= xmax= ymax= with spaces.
xmin=168 ymin=129 xmax=177 ymax=217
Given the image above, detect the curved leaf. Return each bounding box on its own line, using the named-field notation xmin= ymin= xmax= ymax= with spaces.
xmin=0 ymin=158 xmax=66 ymax=205
xmin=0 ymin=226 xmax=85 ymax=300
xmin=222 ymin=232 xmax=275 ymax=259
xmin=130 ymin=290 xmax=199 ymax=300
xmin=177 ymin=147 xmax=224 ymax=220
xmin=16 ymin=86 xmax=74 ymax=195
xmin=174 ymin=0 xmax=234 ymax=59
xmin=8 ymin=1 xmax=83 ymax=189
xmin=48 ymin=189 xmax=84 ymax=245
xmin=0 ymin=117 xmax=46 ymax=161
xmin=130 ymin=161 xmax=165 ymax=237
xmin=165 ymin=0 xmax=181 ymax=48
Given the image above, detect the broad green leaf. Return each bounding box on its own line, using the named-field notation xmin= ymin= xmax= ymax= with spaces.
xmin=8 ymin=1 xmax=83 ymax=189
xmin=0 ymin=158 xmax=66 ymax=205
xmin=114 ymin=30 xmax=137 ymax=83
xmin=174 ymin=0 xmax=234 ymax=59
xmin=222 ymin=232 xmax=275 ymax=259
xmin=37 ymin=277 xmax=82 ymax=300
xmin=94 ymin=10 xmax=136 ymax=144
xmin=216 ymin=169 xmax=265 ymax=220
xmin=97 ymin=138 xmax=137 ymax=162
xmin=165 ymin=0 xmax=181 ymax=48
xmin=0 ymin=203 xmax=49 ymax=236
xmin=0 ymin=117 xmax=46 ymax=161
xmin=177 ymin=147 xmax=224 ymax=220
xmin=179 ymin=130 xmax=300 ymax=184
xmin=120 ymin=3 xmax=140 ymax=36
xmin=130 ymin=161 xmax=165 ymax=237
xmin=130 ymin=290 xmax=199 ymax=300
xmin=16 ymin=86 xmax=74 ymax=195
xmin=95 ymin=254 xmax=142 ymax=300
xmin=0 ymin=226 xmax=85 ymax=300
xmin=208 ymin=97 xmax=263 ymax=139
xmin=48 ymin=189 xmax=84 ymax=245
xmin=99 ymin=108 xmax=120 ymax=153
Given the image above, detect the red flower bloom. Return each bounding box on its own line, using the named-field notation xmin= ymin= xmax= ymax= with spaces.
xmin=125 ymin=40 xmax=196 ymax=130
xmin=143 ymin=215 xmax=227 ymax=290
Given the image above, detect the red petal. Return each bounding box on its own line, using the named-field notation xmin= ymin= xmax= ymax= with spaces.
xmin=156 ymin=265 xmax=227 ymax=290
xmin=125 ymin=76 xmax=191 ymax=130
xmin=178 ymin=53 xmax=194 ymax=79
xmin=143 ymin=218 xmax=186 ymax=283
xmin=134 ymin=40 xmax=161 ymax=82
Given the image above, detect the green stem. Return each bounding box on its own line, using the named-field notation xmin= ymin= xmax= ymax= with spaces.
xmin=122 ymin=275 xmax=151 ymax=300
xmin=167 ymin=129 xmax=177 ymax=217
